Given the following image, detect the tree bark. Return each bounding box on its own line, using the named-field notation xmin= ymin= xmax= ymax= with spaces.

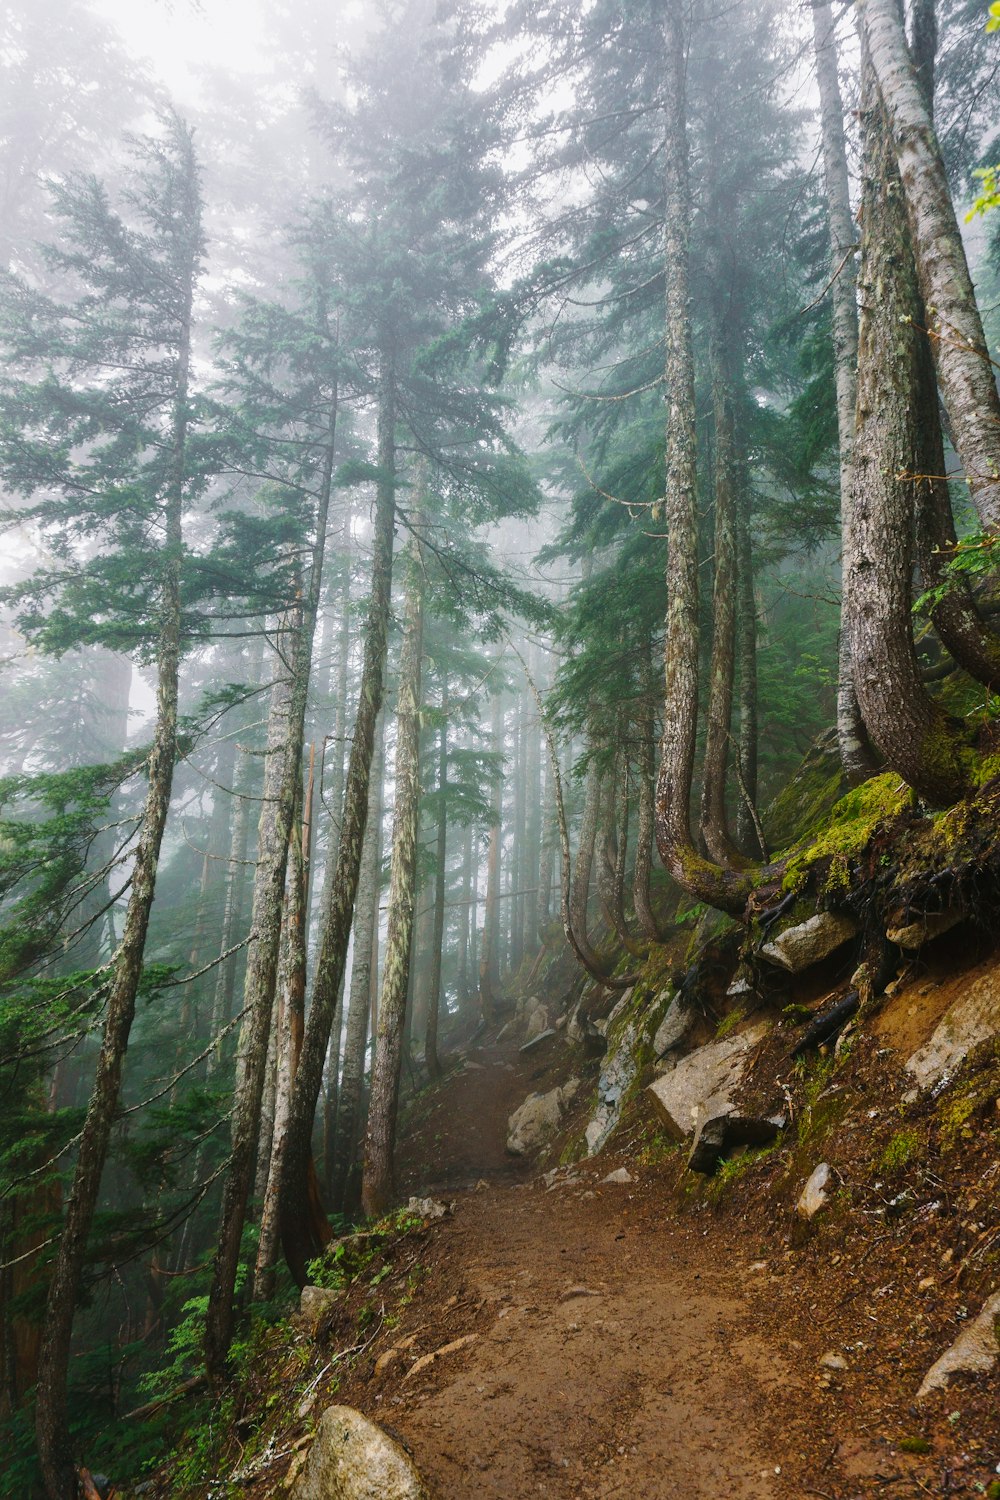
xmin=279 ymin=352 xmax=398 ymax=1284
xmin=204 ymin=329 xmax=339 ymax=1377
xmin=632 ymin=640 xmax=661 ymax=940
xmin=425 ymin=678 xmax=448 ymax=1080
xmin=478 ymin=692 xmax=503 ymax=1023
xmin=856 ymin=0 xmax=1000 ymax=535
xmin=812 ymin=0 xmax=879 ymax=785
xmin=847 ymin=46 xmax=966 ymax=805
xmin=570 ymin=755 xmax=606 ymax=968
xmin=654 ymin=0 xmax=755 ymax=916
xmin=329 ymin=711 xmax=384 ymax=1214
xmin=361 ymin=529 xmax=424 ymax=1218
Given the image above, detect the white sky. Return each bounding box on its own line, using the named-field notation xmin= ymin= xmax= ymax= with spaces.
xmin=90 ymin=0 xmax=273 ymax=102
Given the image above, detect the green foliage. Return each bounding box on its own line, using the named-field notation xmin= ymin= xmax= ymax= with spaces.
xmin=879 ymin=1129 xmax=923 ymax=1173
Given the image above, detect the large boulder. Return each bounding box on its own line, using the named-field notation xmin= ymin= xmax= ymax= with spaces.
xmin=506 ymin=1080 xmax=579 ymax=1156
xmin=292 ymin=1405 xmax=428 ymax=1500
xmin=523 ymin=1002 xmax=549 ymax=1043
xmin=796 ymin=1162 xmax=833 ymax=1221
xmin=646 ymin=1022 xmax=769 ymax=1140
xmin=917 ymin=1291 xmax=1000 ymax=1399
xmin=906 ymin=967 xmax=1000 ymax=1091
xmin=760 ymin=911 xmax=858 ymax=974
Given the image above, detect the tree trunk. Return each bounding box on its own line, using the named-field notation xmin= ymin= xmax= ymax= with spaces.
xmin=204 ymin=347 xmax=339 ymax=1377
xmin=361 ymin=530 xmax=424 ymax=1218
xmin=425 ymin=679 xmax=448 ymax=1079
xmin=633 ymin=640 xmax=661 ymax=940
xmin=847 ymin=46 xmax=966 ymax=805
xmin=279 ymin=353 xmax=398 ymax=1284
xmin=329 ymin=711 xmax=384 ymax=1214
xmin=654 ymin=0 xmax=755 ymax=917
xmin=35 ymin=142 xmax=197 ymax=1497
xmin=812 ymin=0 xmax=879 ymax=785
xmin=857 ymin=0 xmax=1000 ymax=534
xmin=478 ymin=692 xmax=503 ymax=1023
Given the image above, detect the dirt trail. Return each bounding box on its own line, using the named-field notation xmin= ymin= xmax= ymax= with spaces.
xmin=351 ymin=1031 xmax=791 ymax=1499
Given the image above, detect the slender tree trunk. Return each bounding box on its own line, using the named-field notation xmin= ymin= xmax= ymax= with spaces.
xmin=812 ymin=0 xmax=879 ymax=785
xmin=633 ymin=640 xmax=661 ymax=940
xmin=205 ymin=342 xmax=339 ymax=1375
xmin=425 ymin=679 xmax=448 ymax=1079
xmin=457 ymin=819 xmax=472 ymax=1005
xmin=478 ymin=693 xmax=503 ymax=1022
xmin=856 ymin=0 xmax=1000 ymax=534
xmin=35 ymin=148 xmax=197 ymax=1497
xmin=654 ymin=0 xmax=754 ymax=916
xmin=361 ymin=530 xmax=424 ymax=1218
xmin=330 ymin=712 xmax=384 ymax=1214
xmin=570 ymin=756 xmax=605 ymax=966
xmin=848 ymin=46 xmax=966 ymax=805
xmin=279 ymin=353 xmax=397 ymax=1284
xmin=699 ymin=320 xmax=747 ymax=867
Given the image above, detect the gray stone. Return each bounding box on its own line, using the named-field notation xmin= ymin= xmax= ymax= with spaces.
xmin=652 ymin=992 xmax=694 ymax=1057
xmin=585 ymin=1021 xmax=641 ymax=1156
xmin=917 ymin=1291 xmax=1000 ymax=1399
xmin=906 ymin=968 xmax=1000 ymax=1092
xmin=796 ymin=1162 xmax=833 ymax=1221
xmin=760 ymin=912 xmax=859 ymax=973
xmin=887 ymin=909 xmax=963 ymax=949
xmin=819 ymin=1352 xmax=848 ymax=1371
xmin=601 ymin=1167 xmax=633 ymax=1184
xmin=519 ymin=1027 xmax=556 ymax=1054
xmin=646 ymin=1023 xmax=770 ymax=1140
xmin=405 ymin=1196 xmax=448 ymax=1220
xmin=292 ymin=1404 xmax=428 ymax=1500
xmin=506 ymin=1079 xmax=579 ymax=1156
xmin=524 ymin=1003 xmax=549 ymax=1043
xmin=299 ymin=1286 xmax=342 ymax=1325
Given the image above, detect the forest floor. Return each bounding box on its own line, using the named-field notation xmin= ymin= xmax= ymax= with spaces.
xmin=304 ymin=1007 xmax=1000 ymax=1500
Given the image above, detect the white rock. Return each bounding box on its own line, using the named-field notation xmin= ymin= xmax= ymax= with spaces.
xmin=797 ymin=1162 xmax=833 ymax=1221
xmin=524 ymin=1003 xmax=549 ymax=1043
xmin=906 ymin=969 xmax=1000 ymax=1092
xmin=601 ymin=1167 xmax=633 ymax=1184
xmin=917 ymin=1291 xmax=1000 ymax=1399
xmin=506 ymin=1079 xmax=579 ymax=1156
xmin=819 ymin=1352 xmax=847 ymax=1371
xmin=760 ymin=912 xmax=858 ymax=973
xmin=405 ymin=1196 xmax=447 ymax=1220
xmin=646 ymin=1023 xmax=770 ymax=1140
xmin=292 ymin=1404 xmax=428 ymax=1500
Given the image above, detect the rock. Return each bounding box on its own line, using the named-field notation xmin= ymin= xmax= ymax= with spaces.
xmin=405 ymin=1196 xmax=447 ymax=1220
xmin=291 ymin=1405 xmax=428 ymax=1500
xmin=797 ymin=1162 xmax=833 ymax=1220
xmin=887 ymin=908 xmax=963 ymax=949
xmin=652 ymin=992 xmax=694 ymax=1057
xmin=819 ymin=1352 xmax=848 ymax=1371
xmin=760 ymin=911 xmax=858 ymax=973
xmin=524 ymin=1003 xmax=549 ymax=1043
xmin=685 ymin=1112 xmax=783 ymax=1175
xmin=567 ymin=1003 xmax=607 ymax=1056
xmin=646 ymin=1023 xmax=770 ymax=1140
xmin=299 ymin=1286 xmax=342 ymax=1325
xmin=601 ymin=1167 xmax=633 ymax=1184
xmin=906 ymin=968 xmax=1000 ymax=1092
xmin=519 ymin=1027 xmax=556 ymax=1054
xmin=506 ymin=1079 xmax=579 ymax=1156
xmin=917 ymin=1291 xmax=1000 ymax=1398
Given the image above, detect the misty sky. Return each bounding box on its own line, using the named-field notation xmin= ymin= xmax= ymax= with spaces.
xmin=90 ymin=0 xmax=275 ymax=100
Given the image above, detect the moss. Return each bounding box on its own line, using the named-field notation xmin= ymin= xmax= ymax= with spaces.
xmin=781 ymin=772 xmax=914 ymax=892
xmin=764 ymin=728 xmax=846 ymax=850
xmin=898 ymin=1436 xmax=932 ymax=1456
xmin=970 ymin=750 xmax=1000 ymax=789
xmin=716 ymin=1005 xmax=747 ymax=1040
xmin=706 ymin=1143 xmax=778 ymax=1204
xmin=879 ymin=1128 xmax=923 ymax=1173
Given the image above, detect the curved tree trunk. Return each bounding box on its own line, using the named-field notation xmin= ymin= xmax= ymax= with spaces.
xmin=279 ymin=353 xmax=398 ymax=1284
xmin=812 ymin=0 xmax=879 ymax=786
xmin=847 ymin=47 xmax=966 ymax=805
xmin=856 ymin=0 xmax=1000 ymax=535
xmin=654 ymin=0 xmax=755 ymax=917
xmin=35 ymin=136 xmax=198 ymax=1498
xmin=362 ymin=531 xmax=424 ymax=1218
